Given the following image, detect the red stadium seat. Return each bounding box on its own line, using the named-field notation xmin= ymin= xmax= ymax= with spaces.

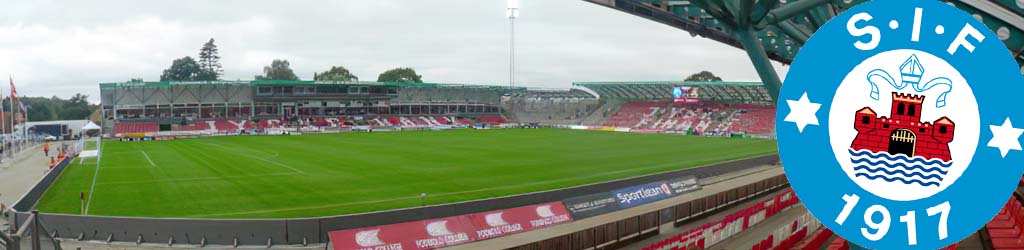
xmin=986 ymin=196 xmax=1024 ymax=249
xmin=602 ymin=101 xmax=775 ymax=135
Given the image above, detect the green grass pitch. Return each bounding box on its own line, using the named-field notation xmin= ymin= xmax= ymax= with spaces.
xmin=35 ymin=129 xmax=778 ymax=218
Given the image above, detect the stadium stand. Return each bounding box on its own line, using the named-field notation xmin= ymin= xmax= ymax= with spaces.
xmin=749 ymin=212 xmax=818 ymax=250
xmin=580 ymin=99 xmax=625 ymax=126
xmin=396 ymin=85 xmax=505 ymax=105
xmin=642 ymin=189 xmax=799 ymax=250
xmin=503 ymin=89 xmax=600 ymax=125
xmin=112 ymin=122 xmax=159 ymax=134
xmin=602 ymin=101 xmax=775 ymax=135
xmin=101 ymin=81 xmax=520 ymax=135
xmin=792 ymin=227 xmax=835 ymax=250
xmin=102 ymin=80 xmax=783 ymax=136
xmin=728 ymin=104 xmax=776 ymax=135
xmin=984 ymin=193 xmax=1024 ymax=249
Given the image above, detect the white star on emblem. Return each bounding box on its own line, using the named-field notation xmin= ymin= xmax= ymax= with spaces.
xmin=988 ymin=117 xmax=1024 ymax=158
xmin=784 ymin=92 xmax=821 ymax=133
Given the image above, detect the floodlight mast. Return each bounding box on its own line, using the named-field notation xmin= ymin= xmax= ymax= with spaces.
xmin=507 ymin=0 xmax=519 ymax=89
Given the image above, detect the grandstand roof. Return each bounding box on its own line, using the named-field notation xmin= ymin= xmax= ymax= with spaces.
xmin=573 ymin=81 xmax=772 ymax=103
xmin=585 ymin=0 xmax=1024 ymax=68
xmin=572 ymin=81 xmax=763 ymax=87
xmin=99 ymin=80 xmax=529 ymax=90
xmin=584 ymin=0 xmax=1024 ymax=102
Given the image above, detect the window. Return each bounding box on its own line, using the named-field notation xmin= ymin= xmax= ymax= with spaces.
xmin=257 ymin=87 xmax=273 ymax=96
xmin=897 ymin=103 xmax=905 ymax=115
xmin=939 ymin=126 xmax=947 ymax=134
xmin=883 ymin=124 xmax=890 ymax=128
xmin=908 ymin=104 xmax=916 ymax=116
xmin=919 ymin=128 xmax=925 ymax=133
xmin=861 ymin=116 xmax=870 ymax=124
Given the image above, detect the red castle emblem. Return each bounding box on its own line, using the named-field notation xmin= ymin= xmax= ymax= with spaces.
xmin=850 ymin=92 xmax=955 ymax=161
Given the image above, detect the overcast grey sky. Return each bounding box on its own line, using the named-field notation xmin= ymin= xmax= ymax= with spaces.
xmin=0 ymin=0 xmax=788 ymax=102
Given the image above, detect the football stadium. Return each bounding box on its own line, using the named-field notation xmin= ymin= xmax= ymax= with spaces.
xmin=1 ymin=0 xmax=1024 ymax=250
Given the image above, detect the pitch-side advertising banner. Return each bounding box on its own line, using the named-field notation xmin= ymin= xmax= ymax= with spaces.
xmin=465 ymin=201 xmax=574 ymax=240
xmin=329 ymin=202 xmax=575 ymax=250
xmin=329 ymin=215 xmax=476 ymax=250
xmin=563 ymin=175 xmax=701 ymax=219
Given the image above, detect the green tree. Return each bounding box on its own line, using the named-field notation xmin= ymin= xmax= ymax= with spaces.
xmin=315 ymin=66 xmax=358 ymax=82
xmin=684 ymin=71 xmax=722 ymax=81
xmin=255 ymin=59 xmax=299 ymax=80
xmin=197 ymin=38 xmax=222 ymax=81
xmin=377 ymin=67 xmax=422 ymax=82
xmin=160 ymin=56 xmax=201 ymax=81
xmin=26 ymin=101 xmax=52 ymax=121
xmin=58 ymin=94 xmax=92 ymax=119
xmin=16 ymin=94 xmax=96 ymax=121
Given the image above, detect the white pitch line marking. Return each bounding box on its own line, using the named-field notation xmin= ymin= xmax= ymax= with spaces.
xmin=190 ymin=157 xmax=731 ymax=217
xmin=197 ymin=142 xmax=305 ymax=174
xmin=140 ymin=150 xmax=156 ymax=167
xmin=83 ymin=141 xmax=103 ymax=215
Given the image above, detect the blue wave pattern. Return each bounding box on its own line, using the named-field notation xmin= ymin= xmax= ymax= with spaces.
xmin=854 ymin=173 xmax=940 ymax=187
xmin=850 ymin=158 xmax=949 ymax=175
xmin=848 ymin=149 xmax=952 ymax=167
xmin=848 ymin=149 xmax=952 ymax=187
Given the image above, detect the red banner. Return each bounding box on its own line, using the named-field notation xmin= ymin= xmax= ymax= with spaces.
xmin=329 ymin=202 xmax=575 ymax=250
xmin=329 ymin=215 xmax=476 ymax=250
xmin=465 ymin=201 xmax=574 ymax=240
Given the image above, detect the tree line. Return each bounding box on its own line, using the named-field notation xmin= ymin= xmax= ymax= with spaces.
xmin=2 ymin=94 xmax=96 ymax=122
xmin=156 ymin=39 xmax=423 ymax=83
xmin=155 ymin=39 xmax=725 ymax=84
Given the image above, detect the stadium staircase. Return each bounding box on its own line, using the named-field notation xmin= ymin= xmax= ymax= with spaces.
xmin=580 ymin=99 xmax=624 ymax=126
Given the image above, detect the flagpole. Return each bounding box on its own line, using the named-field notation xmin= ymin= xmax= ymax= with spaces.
xmin=9 ymin=76 xmax=15 ymax=147
xmin=22 ymin=102 xmax=28 ymax=143
xmin=0 ymin=83 xmax=5 ymax=143
xmin=0 ymin=84 xmax=5 ymax=147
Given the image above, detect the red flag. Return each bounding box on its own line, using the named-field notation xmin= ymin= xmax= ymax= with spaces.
xmin=9 ymin=76 xmax=20 ymax=126
xmin=9 ymin=76 xmax=17 ymax=103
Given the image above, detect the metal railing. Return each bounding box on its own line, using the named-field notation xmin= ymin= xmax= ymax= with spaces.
xmin=3 ymin=211 xmax=61 ymax=250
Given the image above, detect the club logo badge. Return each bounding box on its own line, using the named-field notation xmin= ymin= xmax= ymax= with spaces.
xmin=777 ymin=0 xmax=1024 ymax=248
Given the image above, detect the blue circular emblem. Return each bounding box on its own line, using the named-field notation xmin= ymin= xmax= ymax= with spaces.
xmin=777 ymin=0 xmax=1024 ymax=248
xmin=672 ymin=87 xmax=684 ymax=99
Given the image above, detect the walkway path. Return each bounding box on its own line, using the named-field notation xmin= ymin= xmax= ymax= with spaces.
xmin=707 ymin=204 xmax=808 ymax=249
xmin=0 ymin=143 xmax=50 ymax=233
xmin=0 ymin=143 xmax=49 ymax=205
